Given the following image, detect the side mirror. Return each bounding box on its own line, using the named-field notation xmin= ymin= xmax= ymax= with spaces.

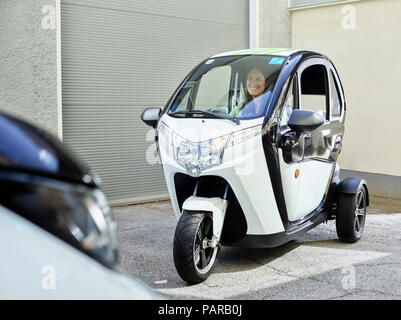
xmin=288 ymin=109 xmax=325 ymax=135
xmin=141 ymin=107 xmax=162 ymax=128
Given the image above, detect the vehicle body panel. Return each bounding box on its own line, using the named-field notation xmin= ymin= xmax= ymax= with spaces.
xmin=159 ymin=113 xmax=285 ymax=235
xmin=0 ymin=206 xmax=163 ymax=300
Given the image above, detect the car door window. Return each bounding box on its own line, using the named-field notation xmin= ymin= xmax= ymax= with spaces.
xmin=299 ymin=64 xmax=328 ymax=121
xmin=279 ymin=77 xmax=297 ymax=128
xmin=329 ymin=70 xmax=342 ymax=119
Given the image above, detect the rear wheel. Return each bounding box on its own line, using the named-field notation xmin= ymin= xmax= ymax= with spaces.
xmin=173 ymin=212 xmax=219 ymax=284
xmin=336 ymin=186 xmax=367 ymax=243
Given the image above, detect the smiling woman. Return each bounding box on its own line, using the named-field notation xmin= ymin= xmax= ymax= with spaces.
xmin=230 ymin=67 xmax=271 ymax=118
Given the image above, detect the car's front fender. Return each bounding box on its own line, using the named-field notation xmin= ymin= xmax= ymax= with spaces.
xmin=182 ymin=196 xmax=228 ymax=246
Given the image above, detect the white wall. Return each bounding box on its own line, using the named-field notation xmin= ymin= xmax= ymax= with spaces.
xmin=291 ymin=0 xmax=401 ymax=177
xmin=0 ymin=0 xmax=61 ymax=136
xmin=259 ymin=0 xmax=292 ymax=48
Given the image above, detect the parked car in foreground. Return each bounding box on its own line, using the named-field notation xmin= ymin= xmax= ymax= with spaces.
xmin=0 ymin=111 xmax=162 ymax=299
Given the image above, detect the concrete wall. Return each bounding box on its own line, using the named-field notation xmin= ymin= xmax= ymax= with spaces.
xmin=340 ymin=169 xmax=401 ymax=200
xmin=0 ymin=0 xmax=59 ymax=136
xmin=290 ymin=0 xmax=401 ymax=179
xmin=259 ymin=0 xmax=292 ymax=48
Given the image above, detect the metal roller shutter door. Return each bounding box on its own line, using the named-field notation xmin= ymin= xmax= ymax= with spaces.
xmin=61 ymin=0 xmax=249 ymax=205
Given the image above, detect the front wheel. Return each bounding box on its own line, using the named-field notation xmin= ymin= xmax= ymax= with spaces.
xmin=173 ymin=212 xmax=219 ymax=284
xmin=336 ymin=186 xmax=367 ymax=243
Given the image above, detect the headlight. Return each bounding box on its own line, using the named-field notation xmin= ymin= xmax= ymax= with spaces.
xmin=159 ymin=122 xmax=261 ymax=176
xmin=50 ymin=186 xmax=119 ymax=268
xmin=0 ymin=172 xmax=119 ymax=268
xmin=174 ymin=133 xmax=229 ymax=176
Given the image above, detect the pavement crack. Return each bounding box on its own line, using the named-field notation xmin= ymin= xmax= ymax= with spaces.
xmin=262 ymin=264 xmax=298 ymax=279
xmin=235 ymin=253 xmax=298 ymax=278
xmin=327 ymin=290 xmax=362 ymax=300
xmin=357 ymin=288 xmax=400 ymax=299
xmin=357 ymin=262 xmax=398 ymax=268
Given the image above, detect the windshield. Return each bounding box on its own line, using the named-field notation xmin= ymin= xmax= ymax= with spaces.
xmin=168 ymin=55 xmax=286 ymax=120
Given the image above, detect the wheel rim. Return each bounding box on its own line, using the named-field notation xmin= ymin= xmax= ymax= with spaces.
xmin=193 ymin=214 xmax=218 ymax=275
xmin=354 ymin=190 xmax=366 ymax=238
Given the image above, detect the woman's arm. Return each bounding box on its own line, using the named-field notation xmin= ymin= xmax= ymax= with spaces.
xmin=229 ymin=102 xmax=244 ymax=117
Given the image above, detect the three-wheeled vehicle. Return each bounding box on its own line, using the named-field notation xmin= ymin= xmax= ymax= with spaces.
xmin=141 ymin=48 xmax=369 ymax=284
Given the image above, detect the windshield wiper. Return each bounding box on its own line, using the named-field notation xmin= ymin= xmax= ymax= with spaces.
xmin=169 ymin=110 xmax=240 ymax=125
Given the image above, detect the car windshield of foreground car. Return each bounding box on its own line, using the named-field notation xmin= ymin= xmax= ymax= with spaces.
xmin=168 ymin=55 xmax=285 ymax=120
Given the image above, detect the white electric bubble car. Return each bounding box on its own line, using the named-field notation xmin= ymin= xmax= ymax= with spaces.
xmin=141 ymin=48 xmax=369 ymax=284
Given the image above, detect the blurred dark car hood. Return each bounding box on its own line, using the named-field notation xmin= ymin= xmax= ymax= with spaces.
xmin=0 ymin=112 xmax=99 ymax=187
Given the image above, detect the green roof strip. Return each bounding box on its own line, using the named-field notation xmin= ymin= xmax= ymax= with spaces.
xmin=227 ymin=48 xmax=294 ymax=56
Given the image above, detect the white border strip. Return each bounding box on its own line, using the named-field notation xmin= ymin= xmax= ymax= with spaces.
xmin=249 ymin=0 xmax=259 ymax=48
xmin=56 ymin=0 xmax=63 ymax=140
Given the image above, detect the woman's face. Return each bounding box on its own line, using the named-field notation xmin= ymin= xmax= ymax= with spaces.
xmin=247 ymin=68 xmax=266 ymax=98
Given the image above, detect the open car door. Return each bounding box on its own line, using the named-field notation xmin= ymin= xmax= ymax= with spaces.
xmin=277 ymin=57 xmax=345 ymax=223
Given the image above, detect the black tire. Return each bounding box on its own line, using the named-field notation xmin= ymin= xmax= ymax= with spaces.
xmin=173 ymin=212 xmax=219 ymax=284
xmin=336 ymin=186 xmax=367 ymax=243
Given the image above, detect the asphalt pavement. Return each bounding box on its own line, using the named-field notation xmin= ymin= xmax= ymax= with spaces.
xmin=114 ymin=197 xmax=401 ymax=300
